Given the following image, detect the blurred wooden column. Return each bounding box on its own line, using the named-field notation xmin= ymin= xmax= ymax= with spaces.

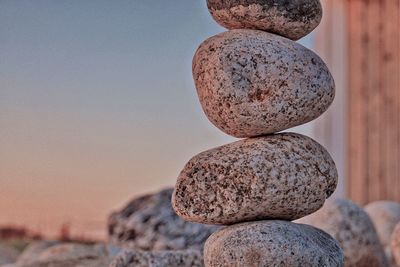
xmin=315 ymin=0 xmax=400 ymax=204
xmin=313 ymin=0 xmax=348 ymax=199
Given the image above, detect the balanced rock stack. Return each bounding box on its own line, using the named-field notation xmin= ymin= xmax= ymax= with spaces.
xmin=172 ymin=1 xmax=344 ymax=266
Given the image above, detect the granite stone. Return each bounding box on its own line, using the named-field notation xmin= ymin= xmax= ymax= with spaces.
xmin=204 ymin=220 xmax=344 ymax=267
xmin=193 ymin=29 xmax=335 ymax=138
xmin=365 ymin=201 xmax=400 ymax=266
xmin=108 ymin=188 xmax=219 ymax=251
xmin=365 ymin=201 xmax=400 ymax=246
xmin=172 ymin=133 xmax=338 ymax=225
xmin=110 ymin=249 xmax=203 ymax=267
xmin=207 ymin=0 xmax=323 ymax=40
xmin=297 ymin=199 xmax=389 ymax=267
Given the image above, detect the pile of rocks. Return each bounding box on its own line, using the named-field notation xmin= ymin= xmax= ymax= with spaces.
xmin=172 ymin=0 xmax=345 ymax=266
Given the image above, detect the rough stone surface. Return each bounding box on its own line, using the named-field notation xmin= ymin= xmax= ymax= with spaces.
xmin=193 ymin=29 xmax=335 ymax=138
xmin=110 ymin=249 xmax=203 ymax=267
xmin=0 ymin=244 xmax=19 ymax=266
xmin=204 ymin=220 xmax=344 ymax=267
xmin=108 ymin=188 xmax=219 ymax=250
xmin=365 ymin=201 xmax=400 ymax=266
xmin=9 ymin=243 xmax=118 ymax=267
xmin=173 ymin=133 xmax=338 ymax=225
xmin=365 ymin=201 xmax=400 ymax=247
xmin=390 ymin=222 xmax=400 ymax=267
xmin=207 ymin=0 xmax=323 ymax=40
xmin=16 ymin=241 xmax=59 ymax=265
xmin=297 ymin=199 xmax=389 ymax=267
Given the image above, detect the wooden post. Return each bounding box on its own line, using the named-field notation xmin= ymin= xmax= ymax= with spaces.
xmin=313 ymin=0 xmax=348 ymax=199
xmin=315 ymin=0 xmax=400 ymax=204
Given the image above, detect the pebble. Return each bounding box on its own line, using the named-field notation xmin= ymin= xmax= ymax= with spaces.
xmin=204 ymin=220 xmax=344 ymax=267
xmin=297 ymin=199 xmax=389 ymax=267
xmin=206 ymin=0 xmax=323 ymax=40
xmin=172 ymin=133 xmax=338 ymax=225
xmin=193 ymin=29 xmax=335 ymax=137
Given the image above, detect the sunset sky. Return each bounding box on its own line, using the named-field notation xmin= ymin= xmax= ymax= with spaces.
xmin=0 ymin=1 xmax=314 ymax=239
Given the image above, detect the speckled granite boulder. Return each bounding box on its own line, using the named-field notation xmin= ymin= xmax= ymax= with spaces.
xmin=297 ymin=199 xmax=389 ymax=267
xmin=366 ymin=201 xmax=400 ymax=266
xmin=172 ymin=133 xmax=338 ymax=225
xmin=193 ymin=29 xmax=335 ymax=138
xmin=110 ymin=249 xmax=203 ymax=267
xmin=207 ymin=0 xmax=323 ymax=40
xmin=204 ymin=220 xmax=344 ymax=267
xmin=108 ymin=188 xmax=219 ymax=250
xmin=390 ymin=222 xmax=400 ymax=266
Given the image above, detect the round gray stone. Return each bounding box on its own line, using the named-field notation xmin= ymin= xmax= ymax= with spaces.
xmin=206 ymin=0 xmax=323 ymax=40
xmin=172 ymin=133 xmax=338 ymax=225
xmin=108 ymin=188 xmax=219 ymax=251
xmin=297 ymin=199 xmax=389 ymax=267
xmin=204 ymin=220 xmax=344 ymax=267
xmin=365 ymin=201 xmax=400 ymax=266
xmin=365 ymin=201 xmax=400 ymax=246
xmin=193 ymin=29 xmax=335 ymax=138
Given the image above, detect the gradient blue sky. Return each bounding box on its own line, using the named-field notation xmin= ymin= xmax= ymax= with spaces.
xmin=0 ymin=1 xmax=313 ymax=238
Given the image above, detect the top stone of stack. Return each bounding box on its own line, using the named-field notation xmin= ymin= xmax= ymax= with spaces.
xmin=207 ymin=0 xmax=323 ymax=40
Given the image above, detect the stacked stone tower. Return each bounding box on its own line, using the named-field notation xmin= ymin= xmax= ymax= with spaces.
xmin=173 ymin=1 xmax=344 ymax=266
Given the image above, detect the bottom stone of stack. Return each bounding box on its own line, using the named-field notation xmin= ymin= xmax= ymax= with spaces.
xmin=204 ymin=220 xmax=344 ymax=267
